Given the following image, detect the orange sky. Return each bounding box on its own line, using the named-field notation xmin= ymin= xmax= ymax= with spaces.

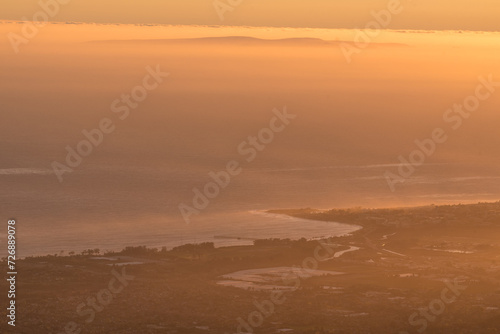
xmin=2 ymin=0 xmax=500 ymax=31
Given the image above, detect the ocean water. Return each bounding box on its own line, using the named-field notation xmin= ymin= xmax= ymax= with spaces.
xmin=2 ymin=160 xmax=500 ymax=257
xmin=2 ymin=25 xmax=500 ymax=257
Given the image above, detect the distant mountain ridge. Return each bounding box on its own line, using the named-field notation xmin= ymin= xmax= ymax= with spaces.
xmin=89 ymin=36 xmax=407 ymax=47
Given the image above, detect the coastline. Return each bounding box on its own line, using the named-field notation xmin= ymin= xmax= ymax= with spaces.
xmin=2 ymin=210 xmax=362 ymax=259
xmin=8 ymin=200 xmax=500 ymax=259
xmin=5 ymin=201 xmax=500 ymax=334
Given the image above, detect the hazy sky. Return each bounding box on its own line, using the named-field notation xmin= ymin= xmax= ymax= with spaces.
xmin=2 ymin=0 xmax=500 ymax=31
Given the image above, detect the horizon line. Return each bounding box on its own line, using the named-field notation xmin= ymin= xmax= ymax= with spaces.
xmin=2 ymin=19 xmax=500 ymax=34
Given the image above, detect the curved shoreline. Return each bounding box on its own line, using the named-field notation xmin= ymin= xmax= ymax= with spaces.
xmin=4 ymin=209 xmax=362 ymax=259
xmin=263 ymin=209 xmax=363 ymax=235
xmin=252 ymin=209 xmax=363 ymax=238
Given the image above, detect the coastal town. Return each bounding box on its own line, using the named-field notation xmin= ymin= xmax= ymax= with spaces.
xmin=2 ymin=201 xmax=500 ymax=333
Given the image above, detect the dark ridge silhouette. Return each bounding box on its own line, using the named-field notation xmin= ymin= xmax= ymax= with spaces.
xmin=88 ymin=35 xmax=407 ymax=47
